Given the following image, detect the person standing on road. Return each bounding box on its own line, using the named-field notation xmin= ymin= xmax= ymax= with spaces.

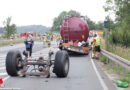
xmin=43 ymin=35 xmax=47 ymax=47
xmin=91 ymin=34 xmax=96 ymax=58
xmin=24 ymin=35 xmax=34 ymax=60
xmin=46 ymin=35 xmax=51 ymax=47
xmin=93 ymin=34 xmax=101 ymax=59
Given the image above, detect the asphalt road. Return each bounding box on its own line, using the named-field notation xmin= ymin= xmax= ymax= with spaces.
xmin=0 ymin=41 xmax=117 ymax=90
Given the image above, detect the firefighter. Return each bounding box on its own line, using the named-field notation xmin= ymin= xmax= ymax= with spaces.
xmin=91 ymin=42 xmax=95 ymax=58
xmin=46 ymin=35 xmax=51 ymax=47
xmin=94 ymin=34 xmax=101 ymax=59
xmin=91 ymin=34 xmax=97 ymax=58
xmin=43 ymin=35 xmax=47 ymax=47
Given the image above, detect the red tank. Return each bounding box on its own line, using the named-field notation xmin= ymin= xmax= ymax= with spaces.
xmin=60 ymin=16 xmax=89 ymax=42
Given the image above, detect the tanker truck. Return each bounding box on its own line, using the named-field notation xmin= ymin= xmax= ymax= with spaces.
xmin=59 ymin=16 xmax=90 ymax=54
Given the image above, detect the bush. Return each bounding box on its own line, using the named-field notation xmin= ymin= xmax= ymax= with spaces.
xmin=120 ymin=77 xmax=130 ymax=84
xmin=100 ymin=56 xmax=107 ymax=64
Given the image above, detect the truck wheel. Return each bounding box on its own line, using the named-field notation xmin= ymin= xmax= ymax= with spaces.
xmin=53 ymin=50 xmax=69 ymax=77
xmin=6 ymin=50 xmax=23 ymax=76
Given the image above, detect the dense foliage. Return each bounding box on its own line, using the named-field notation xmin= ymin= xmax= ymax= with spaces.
xmin=51 ymin=10 xmax=80 ymax=32
xmin=104 ymin=0 xmax=130 ymax=47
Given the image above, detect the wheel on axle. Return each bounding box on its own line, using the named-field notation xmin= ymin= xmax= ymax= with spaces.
xmin=6 ymin=50 xmax=23 ymax=76
xmin=53 ymin=50 xmax=69 ymax=77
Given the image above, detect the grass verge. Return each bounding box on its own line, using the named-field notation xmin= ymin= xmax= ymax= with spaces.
xmin=101 ymin=38 xmax=130 ymax=60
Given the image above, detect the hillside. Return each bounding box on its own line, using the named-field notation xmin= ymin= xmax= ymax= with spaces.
xmin=0 ymin=25 xmax=50 ymax=34
xmin=17 ymin=25 xmax=50 ymax=33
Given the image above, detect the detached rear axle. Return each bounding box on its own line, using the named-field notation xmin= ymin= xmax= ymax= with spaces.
xmin=6 ymin=50 xmax=69 ymax=78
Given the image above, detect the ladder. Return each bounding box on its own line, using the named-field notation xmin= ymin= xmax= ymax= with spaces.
xmin=62 ymin=15 xmax=70 ymax=43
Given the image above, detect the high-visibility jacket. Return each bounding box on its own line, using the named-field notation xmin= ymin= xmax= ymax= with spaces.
xmin=43 ymin=36 xmax=47 ymax=42
xmin=95 ymin=37 xmax=101 ymax=46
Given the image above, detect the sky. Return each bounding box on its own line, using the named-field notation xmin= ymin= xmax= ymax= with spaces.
xmin=0 ymin=0 xmax=109 ymax=27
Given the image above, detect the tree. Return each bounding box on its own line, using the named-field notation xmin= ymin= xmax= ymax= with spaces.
xmin=51 ymin=10 xmax=81 ymax=32
xmin=85 ymin=16 xmax=104 ymax=30
xmin=3 ymin=17 xmax=16 ymax=38
xmin=51 ymin=10 xmax=104 ymax=32
xmin=104 ymin=0 xmax=130 ymax=47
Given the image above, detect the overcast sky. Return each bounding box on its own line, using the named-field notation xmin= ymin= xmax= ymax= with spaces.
xmin=0 ymin=0 xmax=108 ymax=27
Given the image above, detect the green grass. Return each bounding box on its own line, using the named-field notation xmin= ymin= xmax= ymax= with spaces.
xmin=108 ymin=44 xmax=130 ymax=61
xmin=100 ymin=56 xmax=107 ymax=64
xmin=120 ymin=77 xmax=130 ymax=84
xmin=0 ymin=38 xmax=40 ymax=47
xmin=0 ymin=39 xmax=24 ymax=47
xmin=99 ymin=53 xmax=130 ymax=84
xmin=101 ymin=38 xmax=130 ymax=61
xmin=100 ymin=38 xmax=105 ymax=49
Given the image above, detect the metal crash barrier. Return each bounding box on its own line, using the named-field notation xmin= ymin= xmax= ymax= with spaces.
xmin=101 ymin=49 xmax=130 ymax=76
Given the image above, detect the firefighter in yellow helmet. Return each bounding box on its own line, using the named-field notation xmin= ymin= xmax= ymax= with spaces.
xmin=91 ymin=34 xmax=96 ymax=58
xmin=93 ymin=34 xmax=101 ymax=59
xmin=43 ymin=35 xmax=47 ymax=47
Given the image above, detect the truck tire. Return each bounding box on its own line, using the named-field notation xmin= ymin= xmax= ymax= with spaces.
xmin=6 ymin=50 xmax=23 ymax=76
xmin=53 ymin=50 xmax=69 ymax=77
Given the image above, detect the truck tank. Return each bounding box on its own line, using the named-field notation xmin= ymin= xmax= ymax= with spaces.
xmin=60 ymin=16 xmax=89 ymax=42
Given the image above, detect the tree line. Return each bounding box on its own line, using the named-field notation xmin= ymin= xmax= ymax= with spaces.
xmin=50 ymin=10 xmax=104 ymax=32
xmin=104 ymin=0 xmax=130 ymax=47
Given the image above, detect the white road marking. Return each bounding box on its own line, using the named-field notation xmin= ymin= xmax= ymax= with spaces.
xmin=90 ymin=55 xmax=108 ymax=90
xmin=0 ymin=72 xmax=7 ymax=76
xmin=0 ymin=67 xmax=5 ymax=70
xmin=0 ymin=63 xmax=5 ymax=66
xmin=0 ymin=60 xmax=5 ymax=63
xmin=3 ymin=76 xmax=10 ymax=81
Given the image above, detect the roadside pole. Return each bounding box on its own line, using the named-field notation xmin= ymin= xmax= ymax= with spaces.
xmin=104 ymin=21 xmax=109 ymax=50
xmin=105 ymin=28 xmax=108 ymax=50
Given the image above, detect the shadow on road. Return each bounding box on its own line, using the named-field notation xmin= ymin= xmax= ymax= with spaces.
xmin=68 ymin=52 xmax=88 ymax=57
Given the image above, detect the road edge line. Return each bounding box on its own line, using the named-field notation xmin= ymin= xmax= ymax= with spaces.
xmin=90 ymin=55 xmax=108 ymax=90
xmin=3 ymin=76 xmax=10 ymax=81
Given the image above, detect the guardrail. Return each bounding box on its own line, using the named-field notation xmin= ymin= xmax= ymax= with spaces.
xmin=101 ymin=49 xmax=130 ymax=76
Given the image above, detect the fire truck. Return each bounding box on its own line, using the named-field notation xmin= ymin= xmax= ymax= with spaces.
xmin=20 ymin=32 xmax=37 ymax=37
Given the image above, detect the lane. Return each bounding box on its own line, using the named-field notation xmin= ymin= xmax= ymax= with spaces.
xmin=0 ymin=41 xmax=117 ymax=90
xmin=3 ymin=49 xmax=104 ymax=90
xmin=0 ymin=46 xmax=56 ymax=82
xmin=0 ymin=54 xmax=8 ymax=79
xmin=0 ymin=41 xmax=54 ymax=82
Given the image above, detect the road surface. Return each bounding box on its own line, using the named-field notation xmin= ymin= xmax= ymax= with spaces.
xmin=0 ymin=41 xmax=116 ymax=90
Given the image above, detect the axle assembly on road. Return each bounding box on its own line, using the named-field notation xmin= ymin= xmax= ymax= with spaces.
xmin=6 ymin=50 xmax=69 ymax=78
